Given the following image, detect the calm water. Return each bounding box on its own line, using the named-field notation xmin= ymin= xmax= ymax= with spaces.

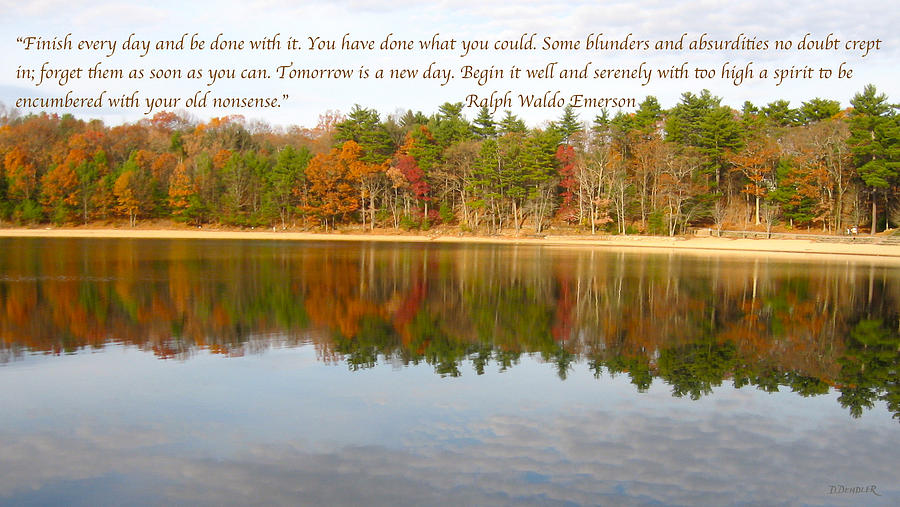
xmin=0 ymin=237 xmax=898 ymax=506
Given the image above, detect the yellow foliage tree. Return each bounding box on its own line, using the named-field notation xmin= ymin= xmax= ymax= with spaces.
xmin=114 ymin=171 xmax=141 ymax=227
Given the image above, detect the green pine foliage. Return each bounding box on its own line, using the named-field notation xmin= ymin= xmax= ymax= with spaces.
xmin=848 ymin=85 xmax=900 ymax=233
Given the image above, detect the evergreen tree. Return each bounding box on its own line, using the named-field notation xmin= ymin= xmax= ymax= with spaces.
xmin=334 ymin=105 xmax=395 ymax=164
xmin=169 ymin=130 xmax=185 ymax=159
xmin=769 ymin=159 xmax=816 ymax=225
xmin=469 ymin=138 xmax=504 ymax=230
xmin=633 ymin=96 xmax=663 ymax=132
xmin=799 ymin=98 xmax=841 ymax=124
xmin=848 ymin=84 xmax=900 ymax=233
xmin=498 ymin=110 xmax=527 ymax=134
xmin=592 ymin=108 xmax=611 ymax=132
xmin=604 ymin=110 xmax=639 ymax=164
xmin=665 ymin=90 xmax=719 ymax=146
xmin=399 ymin=109 xmax=429 ymax=129
xmin=75 ymin=150 xmax=105 ymax=224
xmin=741 ymin=101 xmax=764 ymax=131
xmin=552 ymin=105 xmax=581 ymax=144
xmin=591 ymin=108 xmax=612 ymax=145
xmin=407 ymin=126 xmax=442 ymax=172
xmin=473 ymin=107 xmax=497 ymax=139
xmin=761 ymin=100 xmax=798 ymax=127
xmin=697 ymin=105 xmax=743 ymax=188
xmin=263 ymin=145 xmax=311 ymax=228
xmin=431 ymin=102 xmax=473 ymax=147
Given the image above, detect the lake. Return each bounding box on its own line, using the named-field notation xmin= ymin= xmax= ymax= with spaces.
xmin=0 ymin=237 xmax=897 ymax=506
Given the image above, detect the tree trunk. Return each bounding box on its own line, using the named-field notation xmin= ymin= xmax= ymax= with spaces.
xmin=578 ymin=190 xmax=585 ymax=229
xmin=755 ymin=195 xmax=760 ymax=225
xmin=871 ymin=195 xmax=877 ymax=235
xmin=460 ymin=188 xmax=469 ymax=226
xmin=590 ymin=205 xmax=596 ymax=234
xmin=835 ymin=188 xmax=843 ymax=233
xmin=392 ymin=188 xmax=399 ymax=228
xmin=512 ymin=200 xmax=519 ymax=236
xmin=369 ymin=189 xmax=375 ymax=230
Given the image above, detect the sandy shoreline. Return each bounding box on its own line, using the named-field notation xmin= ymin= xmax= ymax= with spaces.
xmin=1 ymin=227 xmax=898 ymax=262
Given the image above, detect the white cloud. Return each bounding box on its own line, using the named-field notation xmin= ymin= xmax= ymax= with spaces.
xmin=0 ymin=403 xmax=896 ymax=505
xmin=70 ymin=3 xmax=169 ymax=27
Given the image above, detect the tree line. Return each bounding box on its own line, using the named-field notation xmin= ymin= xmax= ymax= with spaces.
xmin=1 ymin=84 xmax=898 ymax=234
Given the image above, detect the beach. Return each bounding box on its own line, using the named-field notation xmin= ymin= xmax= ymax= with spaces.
xmin=1 ymin=227 xmax=898 ymax=262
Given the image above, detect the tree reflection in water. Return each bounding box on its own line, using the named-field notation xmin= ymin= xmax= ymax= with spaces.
xmin=1 ymin=237 xmax=898 ymax=420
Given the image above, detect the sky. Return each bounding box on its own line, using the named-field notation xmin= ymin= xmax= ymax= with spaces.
xmin=1 ymin=0 xmax=898 ymax=129
xmin=1 ymin=344 xmax=897 ymax=505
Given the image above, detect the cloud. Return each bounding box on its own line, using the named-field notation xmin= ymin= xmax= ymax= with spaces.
xmin=0 ymin=402 xmax=896 ymax=506
xmin=70 ymin=3 xmax=169 ymax=27
xmin=0 ymin=0 xmax=72 ymax=16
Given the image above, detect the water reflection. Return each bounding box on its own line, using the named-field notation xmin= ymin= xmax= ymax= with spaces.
xmin=1 ymin=372 xmax=895 ymax=506
xmin=1 ymin=237 xmax=898 ymax=420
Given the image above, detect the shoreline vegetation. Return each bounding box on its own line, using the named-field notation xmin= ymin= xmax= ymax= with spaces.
xmin=1 ymin=224 xmax=899 ymax=260
xmin=1 ymin=86 xmax=898 ymax=245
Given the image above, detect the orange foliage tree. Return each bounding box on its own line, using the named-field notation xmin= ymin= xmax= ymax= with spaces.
xmin=728 ymin=135 xmax=779 ymax=225
xmin=4 ymin=146 xmax=38 ymax=201
xmin=168 ymin=162 xmax=199 ymax=222
xmin=40 ymin=163 xmax=79 ymax=223
xmin=114 ymin=170 xmax=141 ymax=227
xmin=343 ymin=141 xmax=386 ymax=230
xmin=303 ymin=141 xmax=365 ymax=229
xmin=113 ymin=155 xmax=153 ymax=227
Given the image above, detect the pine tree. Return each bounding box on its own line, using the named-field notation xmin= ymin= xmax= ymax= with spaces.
xmin=633 ymin=96 xmax=663 ymax=132
xmin=473 ymin=107 xmax=497 ymax=139
xmin=431 ymin=102 xmax=473 ymax=147
xmin=664 ymin=90 xmax=719 ymax=146
xmin=334 ymin=105 xmax=395 ymax=164
xmin=399 ymin=110 xmax=428 ymax=129
xmin=848 ymin=84 xmax=900 ymax=233
xmin=553 ymin=105 xmax=581 ymax=144
xmin=263 ymin=145 xmax=311 ymax=228
xmin=697 ymin=106 xmax=744 ymax=189
xmin=761 ymin=100 xmax=798 ymax=127
xmin=498 ymin=110 xmax=527 ymax=134
xmin=469 ymin=138 xmax=505 ymax=231
xmin=799 ymin=98 xmax=841 ymax=124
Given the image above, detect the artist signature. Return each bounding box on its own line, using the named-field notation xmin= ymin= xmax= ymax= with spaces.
xmin=828 ymin=484 xmax=881 ymax=496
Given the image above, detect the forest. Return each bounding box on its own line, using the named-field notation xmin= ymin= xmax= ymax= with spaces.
xmin=0 ymin=84 xmax=898 ymax=235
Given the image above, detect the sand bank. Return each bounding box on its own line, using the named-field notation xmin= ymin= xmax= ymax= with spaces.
xmin=1 ymin=228 xmax=898 ymax=262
